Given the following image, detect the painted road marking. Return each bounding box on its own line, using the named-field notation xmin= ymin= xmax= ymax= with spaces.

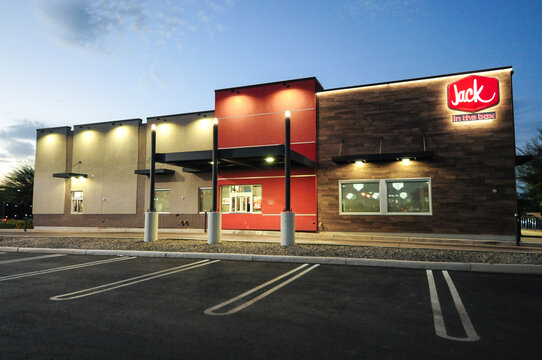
xmin=0 ymin=257 xmax=136 ymax=282
xmin=51 ymin=259 xmax=220 ymax=301
xmin=0 ymin=254 xmax=66 ymax=265
xmin=205 ymin=263 xmax=320 ymax=316
xmin=0 ymin=252 xmax=5 ymax=255
xmin=426 ymin=270 xmax=480 ymax=342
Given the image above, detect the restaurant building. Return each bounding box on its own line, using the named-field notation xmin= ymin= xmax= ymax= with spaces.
xmin=33 ymin=66 xmax=518 ymax=241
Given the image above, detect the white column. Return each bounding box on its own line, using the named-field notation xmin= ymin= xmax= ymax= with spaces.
xmin=207 ymin=211 xmax=222 ymax=244
xmin=144 ymin=211 xmax=158 ymax=242
xmin=281 ymin=211 xmax=295 ymax=246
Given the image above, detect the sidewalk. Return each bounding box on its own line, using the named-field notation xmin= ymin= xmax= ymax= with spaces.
xmin=1 ymin=228 xmax=541 ymax=252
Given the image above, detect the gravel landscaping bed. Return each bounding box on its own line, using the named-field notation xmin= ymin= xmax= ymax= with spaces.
xmin=2 ymin=235 xmax=542 ymax=265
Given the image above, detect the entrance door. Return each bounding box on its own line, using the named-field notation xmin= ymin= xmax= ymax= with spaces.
xmin=230 ymin=192 xmax=252 ymax=213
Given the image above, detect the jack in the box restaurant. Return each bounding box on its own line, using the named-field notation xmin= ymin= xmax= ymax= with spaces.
xmin=33 ymin=66 xmax=519 ymax=242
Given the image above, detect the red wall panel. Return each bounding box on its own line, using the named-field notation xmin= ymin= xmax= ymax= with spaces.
xmin=214 ymin=78 xmax=319 ymax=232
xmin=218 ymin=175 xmax=317 ymax=231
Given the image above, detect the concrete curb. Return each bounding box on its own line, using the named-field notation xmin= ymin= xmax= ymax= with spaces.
xmin=1 ymin=246 xmax=542 ymax=274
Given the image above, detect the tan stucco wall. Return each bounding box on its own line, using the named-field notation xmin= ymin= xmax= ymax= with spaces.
xmin=144 ymin=112 xmax=214 ymax=214
xmin=33 ymin=127 xmax=70 ymax=214
xmin=71 ymin=120 xmax=140 ymax=214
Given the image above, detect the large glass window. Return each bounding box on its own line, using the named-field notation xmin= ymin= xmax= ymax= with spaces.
xmin=220 ymin=185 xmax=262 ymax=213
xmin=199 ymin=187 xmax=212 ymax=213
xmin=386 ymin=180 xmax=430 ymax=214
xmin=340 ymin=181 xmax=380 ymax=214
xmin=71 ymin=191 xmax=83 ymax=214
xmin=339 ymin=178 xmax=431 ymax=215
xmin=155 ymin=189 xmax=170 ymax=213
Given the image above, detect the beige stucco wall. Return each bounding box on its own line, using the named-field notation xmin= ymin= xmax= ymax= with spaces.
xmin=71 ymin=120 xmax=141 ymax=214
xmin=144 ymin=112 xmax=214 ymax=214
xmin=33 ymin=127 xmax=70 ymax=214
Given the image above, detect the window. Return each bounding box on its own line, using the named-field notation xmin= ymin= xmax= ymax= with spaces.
xmin=199 ymin=187 xmax=213 ymax=213
xmin=155 ymin=189 xmax=170 ymax=213
xmin=339 ymin=178 xmax=431 ymax=215
xmin=386 ymin=180 xmax=430 ymax=214
xmin=340 ymin=181 xmax=380 ymax=214
xmin=71 ymin=191 xmax=83 ymax=214
xmin=220 ymin=185 xmax=262 ymax=213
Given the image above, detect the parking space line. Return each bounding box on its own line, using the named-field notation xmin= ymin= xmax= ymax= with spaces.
xmin=0 ymin=257 xmax=136 ymax=282
xmin=50 ymin=259 xmax=220 ymax=301
xmin=0 ymin=254 xmax=66 ymax=265
xmin=205 ymin=263 xmax=320 ymax=316
xmin=426 ymin=270 xmax=480 ymax=342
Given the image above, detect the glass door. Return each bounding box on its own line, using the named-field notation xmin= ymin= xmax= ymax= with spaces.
xmin=231 ymin=192 xmax=252 ymax=213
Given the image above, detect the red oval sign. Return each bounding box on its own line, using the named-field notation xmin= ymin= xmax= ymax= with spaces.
xmin=447 ymin=75 xmax=499 ymax=112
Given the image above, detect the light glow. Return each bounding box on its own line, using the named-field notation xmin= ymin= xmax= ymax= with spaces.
xmin=355 ymin=161 xmax=364 ymax=167
xmin=353 ymin=184 xmax=364 ymax=191
xmin=151 ymin=123 xmax=157 ymax=131
xmin=285 ymin=110 xmax=291 ymax=118
xmin=265 ymin=156 xmax=275 ymax=163
xmin=401 ymin=158 xmax=411 ymax=164
xmin=213 ymin=118 xmax=219 ymax=125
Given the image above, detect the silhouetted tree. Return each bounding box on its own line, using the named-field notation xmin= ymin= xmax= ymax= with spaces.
xmin=517 ymin=129 xmax=542 ymax=211
xmin=0 ymin=163 xmax=34 ymax=217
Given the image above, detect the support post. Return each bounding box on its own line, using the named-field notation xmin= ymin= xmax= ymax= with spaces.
xmin=208 ymin=118 xmax=221 ymax=244
xmin=144 ymin=124 xmax=158 ymax=243
xmin=281 ymin=111 xmax=295 ymax=247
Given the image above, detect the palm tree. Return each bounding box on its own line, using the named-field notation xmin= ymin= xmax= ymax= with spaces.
xmin=1 ymin=163 xmax=34 ymax=217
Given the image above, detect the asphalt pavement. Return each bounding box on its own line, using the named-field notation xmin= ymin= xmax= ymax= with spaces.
xmin=1 ymin=252 xmax=541 ymax=359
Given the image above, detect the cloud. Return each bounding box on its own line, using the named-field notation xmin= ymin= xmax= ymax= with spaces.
xmin=0 ymin=120 xmax=46 ymax=141
xmin=0 ymin=120 xmax=45 ymax=163
xmin=2 ymin=139 xmax=36 ymax=158
xmin=345 ymin=0 xmax=424 ymax=17
xmin=37 ymin=0 xmax=236 ymax=51
xmin=38 ymin=0 xmax=147 ymax=48
xmin=197 ymin=10 xmax=210 ymax=23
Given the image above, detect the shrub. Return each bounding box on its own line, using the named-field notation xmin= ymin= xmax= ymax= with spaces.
xmin=0 ymin=219 xmax=33 ymax=229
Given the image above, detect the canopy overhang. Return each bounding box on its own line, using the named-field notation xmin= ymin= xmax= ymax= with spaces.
xmin=155 ymin=145 xmax=315 ymax=173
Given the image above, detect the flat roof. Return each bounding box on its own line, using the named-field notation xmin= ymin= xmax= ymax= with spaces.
xmin=73 ymin=118 xmax=142 ymax=129
xmin=36 ymin=126 xmax=72 ymax=132
xmin=147 ymin=110 xmax=215 ymax=121
xmin=319 ymin=66 xmax=513 ymax=93
xmin=215 ymin=76 xmax=324 ymax=93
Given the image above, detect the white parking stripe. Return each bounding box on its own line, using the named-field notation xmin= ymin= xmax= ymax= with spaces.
xmin=51 ymin=259 xmax=220 ymax=301
xmin=0 ymin=257 xmax=135 ymax=282
xmin=205 ymin=263 xmax=319 ymax=316
xmin=426 ymin=270 xmax=480 ymax=342
xmin=0 ymin=254 xmax=66 ymax=265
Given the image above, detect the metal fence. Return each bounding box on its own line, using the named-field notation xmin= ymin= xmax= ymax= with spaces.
xmin=521 ymin=215 xmax=542 ymax=230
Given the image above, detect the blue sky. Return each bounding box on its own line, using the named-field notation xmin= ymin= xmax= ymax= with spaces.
xmin=1 ymin=0 xmax=541 ymax=178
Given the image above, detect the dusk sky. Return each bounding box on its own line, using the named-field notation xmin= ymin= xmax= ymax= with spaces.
xmin=1 ymin=0 xmax=541 ymax=179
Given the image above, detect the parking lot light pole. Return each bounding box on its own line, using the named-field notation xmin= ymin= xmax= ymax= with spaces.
xmin=281 ymin=110 xmax=295 ymax=247
xmin=144 ymin=123 xmax=158 ymax=242
xmin=208 ymin=118 xmax=222 ymax=244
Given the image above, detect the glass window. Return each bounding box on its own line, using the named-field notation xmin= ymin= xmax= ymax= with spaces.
xmin=386 ymin=180 xmax=430 ymax=214
xmin=339 ymin=178 xmax=431 ymax=215
xmin=155 ymin=189 xmax=170 ymax=213
xmin=199 ymin=188 xmax=213 ymax=213
xmin=71 ymin=191 xmax=83 ymax=214
xmin=220 ymin=185 xmax=262 ymax=213
xmin=340 ymin=181 xmax=380 ymax=214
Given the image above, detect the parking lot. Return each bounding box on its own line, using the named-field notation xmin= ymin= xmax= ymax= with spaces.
xmin=1 ymin=252 xmax=541 ymax=359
